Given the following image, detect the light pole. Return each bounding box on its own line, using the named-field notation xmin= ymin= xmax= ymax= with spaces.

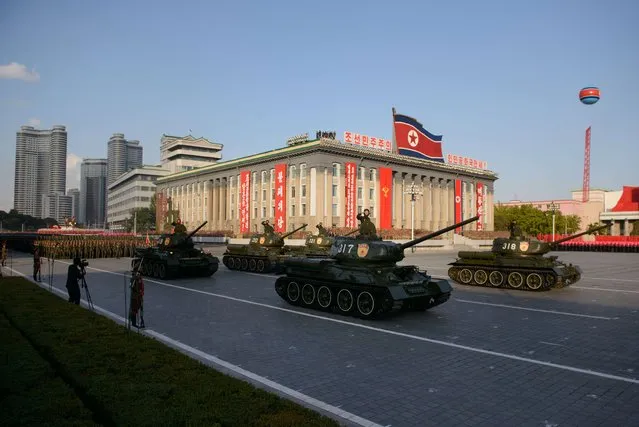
xmin=403 ymin=182 xmax=423 ymax=252
xmin=547 ymin=201 xmax=558 ymax=242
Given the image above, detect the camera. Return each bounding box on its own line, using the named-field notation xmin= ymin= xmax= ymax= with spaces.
xmin=80 ymin=259 xmax=89 ymax=268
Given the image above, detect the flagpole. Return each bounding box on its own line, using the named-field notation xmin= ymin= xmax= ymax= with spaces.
xmin=391 ymin=107 xmax=397 ymax=154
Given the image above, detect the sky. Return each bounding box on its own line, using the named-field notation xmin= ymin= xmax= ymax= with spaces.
xmin=1 ymin=0 xmax=638 ymax=212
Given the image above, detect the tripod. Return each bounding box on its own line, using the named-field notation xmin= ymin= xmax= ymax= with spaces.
xmin=80 ymin=273 xmax=94 ymax=311
xmin=128 ymin=258 xmax=145 ymax=330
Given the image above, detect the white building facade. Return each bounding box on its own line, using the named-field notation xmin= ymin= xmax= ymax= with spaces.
xmin=106 ymin=166 xmax=171 ymax=229
xmin=160 ymin=134 xmax=223 ymax=174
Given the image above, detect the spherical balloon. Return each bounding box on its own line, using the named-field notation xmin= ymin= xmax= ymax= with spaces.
xmin=579 ymin=87 xmax=600 ymax=105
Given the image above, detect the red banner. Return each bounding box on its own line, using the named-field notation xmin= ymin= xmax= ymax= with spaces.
xmin=454 ymin=179 xmax=463 ymax=233
xmin=239 ymin=170 xmax=250 ymax=233
xmin=378 ymin=167 xmax=393 ymax=229
xmin=344 ymin=162 xmax=357 ymax=227
xmin=274 ymin=163 xmax=287 ymax=232
xmin=476 ymin=182 xmax=484 ymax=231
xmin=156 ymin=191 xmax=167 ymax=231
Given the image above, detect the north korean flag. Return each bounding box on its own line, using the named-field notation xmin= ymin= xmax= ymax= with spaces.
xmin=393 ymin=113 xmax=444 ymax=162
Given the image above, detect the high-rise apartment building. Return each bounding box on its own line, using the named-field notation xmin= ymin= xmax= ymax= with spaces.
xmin=80 ymin=159 xmax=108 ymax=227
xmin=107 ymin=133 xmax=143 ymax=185
xmin=67 ymin=188 xmax=80 ymax=220
xmin=14 ymin=125 xmax=71 ymax=221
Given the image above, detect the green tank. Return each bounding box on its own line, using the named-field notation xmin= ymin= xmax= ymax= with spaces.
xmin=447 ymin=223 xmax=611 ymax=291
xmin=274 ymin=215 xmax=480 ymax=319
xmin=222 ymin=223 xmax=308 ymax=273
xmin=131 ymin=221 xmax=219 ymax=279
xmin=300 ymin=223 xmax=359 ymax=258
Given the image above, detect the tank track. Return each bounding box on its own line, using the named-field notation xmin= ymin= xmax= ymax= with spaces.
xmin=274 ymin=276 xmax=450 ymax=319
xmin=131 ymin=258 xmax=218 ymax=280
xmin=447 ymin=265 xmax=580 ymax=291
xmin=222 ymin=254 xmax=281 ymax=274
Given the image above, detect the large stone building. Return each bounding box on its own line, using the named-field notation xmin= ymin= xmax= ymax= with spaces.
xmin=154 ymin=135 xmax=498 ymax=235
xmin=160 ymin=133 xmax=223 ymax=174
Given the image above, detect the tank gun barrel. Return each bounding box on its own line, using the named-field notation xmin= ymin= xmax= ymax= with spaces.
xmin=550 ymin=223 xmax=611 ymax=246
xmin=343 ymin=229 xmax=359 ymax=237
xmin=399 ymin=215 xmax=480 ymax=251
xmin=186 ymin=221 xmax=208 ymax=240
xmin=281 ymin=223 xmax=308 ymax=239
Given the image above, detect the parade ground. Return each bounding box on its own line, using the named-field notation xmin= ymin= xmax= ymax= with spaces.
xmin=3 ymin=249 xmax=639 ymax=427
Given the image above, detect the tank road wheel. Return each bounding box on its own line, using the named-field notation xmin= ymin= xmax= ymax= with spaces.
xmin=227 ymin=257 xmax=235 ymax=269
xmin=233 ymin=257 xmax=241 ymax=270
xmin=489 ymin=271 xmax=504 ymax=287
xmin=157 ymin=263 xmax=167 ymax=280
xmin=317 ymin=286 xmax=332 ymax=308
xmin=508 ymin=272 xmax=524 ymax=289
xmin=249 ymin=259 xmax=257 ymax=272
xmin=240 ymin=258 xmax=248 ymax=271
xmin=447 ymin=267 xmax=459 ymax=281
xmin=301 ymin=284 xmax=315 ymax=305
xmin=356 ymin=291 xmax=375 ymax=318
xmin=526 ymin=273 xmax=543 ymax=290
xmin=459 ymin=268 xmax=473 ymax=284
xmin=287 ymin=281 xmax=300 ymax=303
xmin=256 ymin=259 xmax=265 ymax=272
xmin=337 ymin=289 xmax=354 ymax=313
xmin=473 ymin=269 xmax=488 ymax=285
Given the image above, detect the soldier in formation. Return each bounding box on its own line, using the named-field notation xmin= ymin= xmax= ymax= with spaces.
xmin=34 ymin=235 xmax=147 ymax=260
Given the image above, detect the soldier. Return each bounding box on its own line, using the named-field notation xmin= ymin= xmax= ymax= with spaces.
xmin=172 ymin=218 xmax=187 ymax=234
xmin=1 ymin=241 xmax=6 ymax=267
xmin=261 ymin=220 xmax=275 ymax=235
xmin=316 ymin=222 xmax=329 ymax=237
xmin=356 ymin=209 xmax=378 ymax=239
xmin=508 ymin=220 xmax=523 ymax=239
xmin=129 ymin=269 xmax=145 ymax=328
xmin=33 ymin=247 xmax=42 ymax=282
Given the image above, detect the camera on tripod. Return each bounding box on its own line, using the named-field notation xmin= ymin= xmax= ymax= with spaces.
xmin=79 ymin=259 xmax=89 ymax=268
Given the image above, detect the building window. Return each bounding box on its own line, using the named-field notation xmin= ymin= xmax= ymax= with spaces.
xmin=332 ymin=184 xmax=338 ymax=197
xmin=262 ymin=206 xmax=266 ymax=218
xmin=302 ymin=185 xmax=306 ymax=197
xmin=302 ymin=203 xmax=306 ymax=215
xmin=369 ymin=188 xmax=374 ymax=199
xmin=332 ymin=163 xmax=338 ymax=177
xmin=291 ymin=186 xmax=296 ymax=198
xmin=332 ymin=203 xmax=338 ymax=216
xmin=357 ymin=187 xmax=362 ymax=199
xmin=254 ymin=207 xmax=257 ymax=217
xmin=291 ymin=204 xmax=296 ymax=216
xmin=369 ymin=169 xmax=375 ymax=181
xmin=262 ymin=189 xmax=266 ymax=201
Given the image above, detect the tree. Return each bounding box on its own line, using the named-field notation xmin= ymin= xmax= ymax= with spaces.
xmin=494 ymin=204 xmax=580 ymax=236
xmin=630 ymin=220 xmax=639 ymax=236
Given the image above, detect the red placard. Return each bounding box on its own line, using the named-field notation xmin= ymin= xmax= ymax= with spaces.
xmin=378 ymin=167 xmax=393 ymax=229
xmin=476 ymin=182 xmax=484 ymax=231
xmin=344 ymin=162 xmax=357 ymax=227
xmin=239 ymin=170 xmax=251 ymax=233
xmin=454 ymin=179 xmax=463 ymax=233
xmin=274 ymin=163 xmax=287 ymax=232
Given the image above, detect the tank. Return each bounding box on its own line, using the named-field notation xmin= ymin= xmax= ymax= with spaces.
xmin=447 ymin=223 xmax=611 ymax=291
xmin=131 ymin=221 xmax=219 ymax=279
xmin=222 ymin=223 xmax=308 ymax=273
xmin=274 ymin=215 xmax=480 ymax=319
xmin=301 ymin=223 xmax=359 ymax=258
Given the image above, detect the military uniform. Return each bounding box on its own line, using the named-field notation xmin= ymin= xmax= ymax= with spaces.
xmin=356 ymin=210 xmax=379 ymax=239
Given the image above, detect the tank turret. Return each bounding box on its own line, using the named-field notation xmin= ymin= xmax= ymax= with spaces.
xmin=330 ymin=215 xmax=480 ymax=265
xmin=222 ymin=224 xmax=308 ymax=273
xmin=131 ymin=221 xmax=219 ymax=279
xmin=447 ymin=223 xmax=612 ymax=291
xmin=273 ymin=216 xmax=480 ymax=319
xmin=301 ymin=226 xmax=359 ymax=257
xmin=491 ymin=223 xmax=611 ymax=256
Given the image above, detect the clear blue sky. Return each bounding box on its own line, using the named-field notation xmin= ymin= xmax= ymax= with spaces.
xmin=1 ymin=0 xmax=637 ymax=212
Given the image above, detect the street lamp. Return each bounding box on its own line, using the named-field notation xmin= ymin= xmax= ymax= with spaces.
xmin=403 ymin=182 xmax=423 ymax=252
xmin=547 ymin=201 xmax=559 ymax=242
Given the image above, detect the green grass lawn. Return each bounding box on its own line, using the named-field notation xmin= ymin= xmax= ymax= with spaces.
xmin=0 ymin=277 xmax=341 ymax=427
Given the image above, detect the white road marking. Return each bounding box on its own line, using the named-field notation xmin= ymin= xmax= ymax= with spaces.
xmin=573 ymin=286 xmax=639 ymax=294
xmin=51 ymin=263 xmax=639 ymax=385
xmin=539 ymin=342 xmax=564 ymax=347
xmin=5 ymin=266 xmax=384 ymax=427
xmin=584 ymin=277 xmax=639 ymax=283
xmin=454 ymin=299 xmax=613 ymax=320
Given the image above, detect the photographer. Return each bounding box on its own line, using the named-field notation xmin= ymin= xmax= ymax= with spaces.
xmin=66 ymin=257 xmax=85 ymax=305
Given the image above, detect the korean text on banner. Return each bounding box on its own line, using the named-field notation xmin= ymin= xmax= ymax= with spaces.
xmin=274 ymin=163 xmax=287 ymax=232
xmin=344 ymin=162 xmax=357 ymax=228
xmin=239 ymin=170 xmax=251 ymax=233
xmin=378 ymin=167 xmax=393 ymax=229
xmin=476 ymin=182 xmax=484 ymax=231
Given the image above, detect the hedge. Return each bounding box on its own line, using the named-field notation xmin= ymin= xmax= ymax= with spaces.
xmin=0 ymin=277 xmax=340 ymax=427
